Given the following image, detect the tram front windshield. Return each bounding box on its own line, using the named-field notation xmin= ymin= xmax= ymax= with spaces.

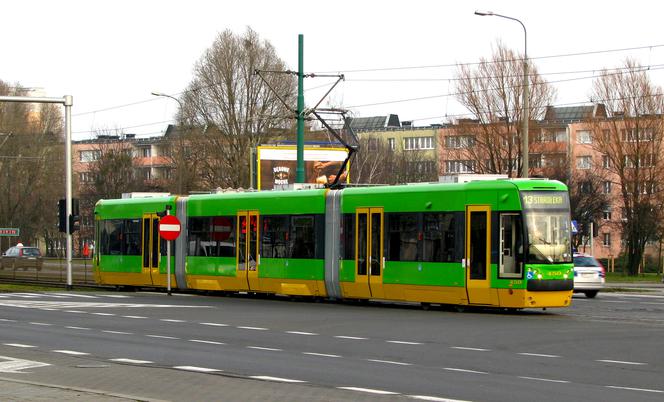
xmin=521 ymin=191 xmax=572 ymax=264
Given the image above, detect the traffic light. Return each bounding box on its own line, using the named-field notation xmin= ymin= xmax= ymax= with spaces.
xmin=69 ymin=198 xmax=80 ymax=234
xmin=58 ymin=199 xmax=66 ymax=233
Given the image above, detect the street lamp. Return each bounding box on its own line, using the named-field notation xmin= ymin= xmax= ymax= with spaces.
xmin=475 ymin=10 xmax=529 ymax=178
xmin=151 ymin=91 xmax=183 ymax=109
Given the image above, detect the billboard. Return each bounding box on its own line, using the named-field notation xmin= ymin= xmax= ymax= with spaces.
xmin=256 ymin=146 xmax=349 ymax=190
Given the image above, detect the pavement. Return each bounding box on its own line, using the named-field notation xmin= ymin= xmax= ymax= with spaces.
xmin=2 ymin=282 xmax=663 ymax=401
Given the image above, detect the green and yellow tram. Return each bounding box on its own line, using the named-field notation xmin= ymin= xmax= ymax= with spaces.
xmin=94 ymin=179 xmax=574 ymax=309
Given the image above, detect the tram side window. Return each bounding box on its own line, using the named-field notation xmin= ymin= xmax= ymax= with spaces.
xmin=387 ymin=213 xmax=420 ymax=262
xmin=422 ymin=213 xmax=456 ymax=262
xmin=342 ymin=214 xmax=355 ymax=260
xmin=100 ymin=220 xmax=124 ymax=255
xmin=291 ymin=215 xmax=315 ymax=259
xmin=262 ymin=216 xmax=289 ymax=258
xmin=188 ymin=216 xmax=236 ymax=257
xmin=123 ymin=219 xmax=141 ymax=256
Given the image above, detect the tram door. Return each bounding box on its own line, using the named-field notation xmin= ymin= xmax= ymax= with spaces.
xmin=355 ymin=208 xmax=384 ymax=299
xmin=465 ymin=205 xmax=491 ymax=304
xmin=237 ymin=211 xmax=260 ymax=291
xmin=141 ymin=213 xmax=160 ymax=285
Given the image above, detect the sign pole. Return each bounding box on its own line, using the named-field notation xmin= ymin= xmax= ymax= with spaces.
xmin=166 ymin=210 xmax=171 ymax=296
xmin=158 ymin=212 xmax=180 ymax=297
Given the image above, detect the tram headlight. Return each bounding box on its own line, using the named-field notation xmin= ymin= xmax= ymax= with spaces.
xmin=537 ymin=274 xmax=543 ymax=279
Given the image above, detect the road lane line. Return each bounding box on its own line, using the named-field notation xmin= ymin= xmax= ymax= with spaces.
xmin=161 ymin=319 xmax=187 ymax=323
xmin=286 ymin=331 xmax=319 ymax=336
xmin=29 ymin=322 xmax=52 ymax=326
xmin=92 ymin=313 xmax=115 ymax=316
xmin=65 ymin=326 xmax=91 ymax=330
xmin=146 ymin=335 xmax=179 ymax=339
xmin=102 ymin=330 xmax=133 ymax=335
xmin=606 ymin=385 xmax=664 ymax=393
xmin=3 ymin=343 xmax=36 ymax=348
xmin=102 ymin=295 xmax=131 ymax=298
xmin=337 ymin=387 xmax=398 ymax=395
xmin=110 ymin=358 xmax=153 ymax=364
xmin=52 ymin=350 xmax=89 ymax=356
xmin=303 ymin=352 xmax=341 ymax=358
xmin=174 ymin=366 xmax=221 ymax=373
xmin=237 ymin=326 xmax=268 ymax=331
xmin=64 ymin=310 xmax=87 ymax=314
xmin=53 ymin=293 xmax=98 ymax=298
xmin=122 ymin=315 xmax=147 ymax=319
xmin=189 ymin=339 xmax=226 ymax=345
xmin=251 ymin=376 xmax=306 ymax=383
xmin=0 ymin=319 xmax=16 ymax=322
xmin=443 ymin=367 xmax=488 ymax=375
xmin=200 ymin=322 xmax=229 ymax=327
xmin=451 ymin=346 xmax=489 ymax=352
xmin=519 ymin=376 xmax=569 ymax=383
xmin=408 ymin=396 xmax=472 ymax=402
xmin=367 ymin=359 xmax=412 ymax=366
xmin=597 ymin=359 xmax=646 ymax=365
xmin=334 ymin=335 xmax=367 ymax=340
xmin=387 ymin=340 xmax=422 ymax=345
xmin=518 ymin=352 xmax=561 ymax=358
xmin=247 ymin=346 xmax=282 ymax=351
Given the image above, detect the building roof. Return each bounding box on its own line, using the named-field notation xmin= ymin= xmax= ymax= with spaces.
xmin=543 ymin=104 xmax=607 ymax=122
xmin=347 ymin=114 xmax=401 ymax=131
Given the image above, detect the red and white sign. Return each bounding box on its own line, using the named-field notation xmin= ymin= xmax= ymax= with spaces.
xmin=159 ymin=215 xmax=181 ymax=241
xmin=211 ymin=217 xmax=232 ymax=241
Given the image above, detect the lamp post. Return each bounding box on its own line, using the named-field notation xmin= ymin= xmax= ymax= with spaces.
xmin=475 ymin=11 xmax=529 ymax=178
xmin=151 ymin=91 xmax=183 ymax=109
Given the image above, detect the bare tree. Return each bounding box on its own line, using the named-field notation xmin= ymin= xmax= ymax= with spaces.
xmin=589 ymin=59 xmax=664 ymax=275
xmin=162 ymin=125 xmax=207 ymax=194
xmin=454 ymin=41 xmax=556 ymax=176
xmin=180 ymin=27 xmax=297 ymax=189
xmin=352 ymin=137 xmax=437 ymax=184
xmin=0 ymin=81 xmax=64 ymax=249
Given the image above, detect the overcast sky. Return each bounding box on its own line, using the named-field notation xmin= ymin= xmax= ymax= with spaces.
xmin=3 ymin=0 xmax=663 ymax=140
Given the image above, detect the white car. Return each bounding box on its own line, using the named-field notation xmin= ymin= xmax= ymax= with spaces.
xmin=573 ymin=253 xmax=605 ymax=298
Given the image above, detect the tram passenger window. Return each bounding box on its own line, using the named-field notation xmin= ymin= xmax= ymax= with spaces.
xmin=101 ymin=220 xmax=123 ymax=255
xmin=387 ymin=213 xmax=419 ymax=262
xmin=262 ymin=216 xmax=289 ymax=258
xmin=123 ymin=219 xmax=141 ymax=256
xmin=188 ymin=216 xmax=236 ymax=257
xmin=342 ymin=214 xmax=355 ymax=260
xmin=422 ymin=213 xmax=456 ymax=262
xmin=291 ymin=215 xmax=315 ymax=259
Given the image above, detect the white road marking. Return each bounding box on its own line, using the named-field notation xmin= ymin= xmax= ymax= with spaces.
xmin=39 ymin=308 xmax=57 ymax=311
xmin=64 ymin=310 xmax=87 ymax=314
xmin=247 ymin=346 xmax=282 ymax=351
xmin=367 ymin=359 xmax=412 ymax=366
xmin=146 ymin=335 xmax=179 ymax=340
xmin=0 ymin=356 xmax=50 ymax=373
xmin=606 ymin=385 xmax=664 ymax=393
xmin=334 ymin=335 xmax=367 ymax=340
xmin=519 ymin=376 xmax=569 ymax=383
xmin=101 ymin=295 xmax=131 ymax=298
xmin=52 ymin=350 xmax=89 ymax=356
xmin=189 ymin=339 xmax=226 ymax=345
xmin=597 ymin=359 xmax=646 ymax=365
xmin=518 ymin=352 xmax=560 ymax=358
xmin=0 ymin=300 xmax=211 ymax=309
xmin=110 ymin=358 xmax=153 ymax=364
xmin=29 ymin=322 xmax=52 ymax=326
xmin=286 ymin=331 xmax=318 ymax=336
xmin=303 ymin=352 xmax=341 ymax=358
xmin=408 ymin=396 xmax=472 ymax=402
xmin=387 ymin=340 xmax=422 ymax=345
xmin=3 ymin=343 xmax=36 ymax=348
xmin=65 ymin=326 xmax=91 ymax=330
xmin=122 ymin=315 xmax=147 ymax=319
xmin=161 ymin=319 xmax=186 ymax=323
xmin=251 ymin=376 xmax=306 ymax=383
xmin=53 ymin=293 xmax=99 ymax=298
xmin=200 ymin=322 xmax=229 ymax=327
xmin=174 ymin=366 xmax=221 ymax=373
xmin=92 ymin=313 xmax=115 ymax=316
xmin=443 ymin=368 xmax=488 ymax=375
xmin=451 ymin=346 xmax=489 ymax=352
xmin=337 ymin=387 xmax=398 ymax=395
xmin=0 ymin=319 xmax=16 ymax=322
xmin=102 ymin=330 xmax=132 ymax=335
xmin=237 ymin=326 xmax=268 ymax=331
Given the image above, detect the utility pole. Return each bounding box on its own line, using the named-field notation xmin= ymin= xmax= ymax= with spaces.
xmin=296 ymin=34 xmax=305 ymax=183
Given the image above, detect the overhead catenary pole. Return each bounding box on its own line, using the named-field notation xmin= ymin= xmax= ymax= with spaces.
xmin=296 ymin=34 xmax=305 ymax=183
xmin=0 ymin=95 xmax=74 ymax=289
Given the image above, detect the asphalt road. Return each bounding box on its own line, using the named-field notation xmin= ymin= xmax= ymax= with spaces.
xmin=0 ymin=290 xmax=663 ymax=402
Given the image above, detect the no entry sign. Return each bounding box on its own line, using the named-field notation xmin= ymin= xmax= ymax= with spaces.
xmin=159 ymin=215 xmax=181 ymax=241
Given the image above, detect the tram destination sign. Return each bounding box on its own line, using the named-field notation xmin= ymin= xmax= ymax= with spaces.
xmin=0 ymin=228 xmax=20 ymax=237
xmin=521 ymin=191 xmax=570 ymax=210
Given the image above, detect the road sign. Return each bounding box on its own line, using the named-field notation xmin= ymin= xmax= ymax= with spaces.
xmin=159 ymin=215 xmax=181 ymax=241
xmin=571 ymin=220 xmax=578 ymax=234
xmin=0 ymin=228 xmax=19 ymax=237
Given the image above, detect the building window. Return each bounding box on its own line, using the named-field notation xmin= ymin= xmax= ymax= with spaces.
xmin=388 ymin=138 xmax=395 ymax=151
xmin=445 ymin=160 xmax=475 ymax=173
xmin=529 ymin=154 xmax=542 ymax=169
xmin=602 ymin=155 xmax=610 ymax=168
xmin=141 ymin=147 xmax=151 ymax=157
xmin=79 ymin=150 xmax=101 ymax=162
xmin=368 ymin=138 xmax=379 ymax=151
xmin=603 ymin=181 xmax=612 ymax=194
xmin=577 ymin=130 xmax=592 ymax=144
xmin=603 ymin=209 xmax=612 ymax=220
xmin=404 ymin=136 xmax=434 ymax=150
xmin=576 ymin=156 xmax=592 ymax=169
xmin=79 ymin=172 xmax=98 ymax=183
xmin=603 ymin=233 xmax=611 ymax=247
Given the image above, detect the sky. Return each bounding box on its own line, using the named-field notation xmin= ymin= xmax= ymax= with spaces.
xmin=2 ymin=0 xmax=664 ymax=140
